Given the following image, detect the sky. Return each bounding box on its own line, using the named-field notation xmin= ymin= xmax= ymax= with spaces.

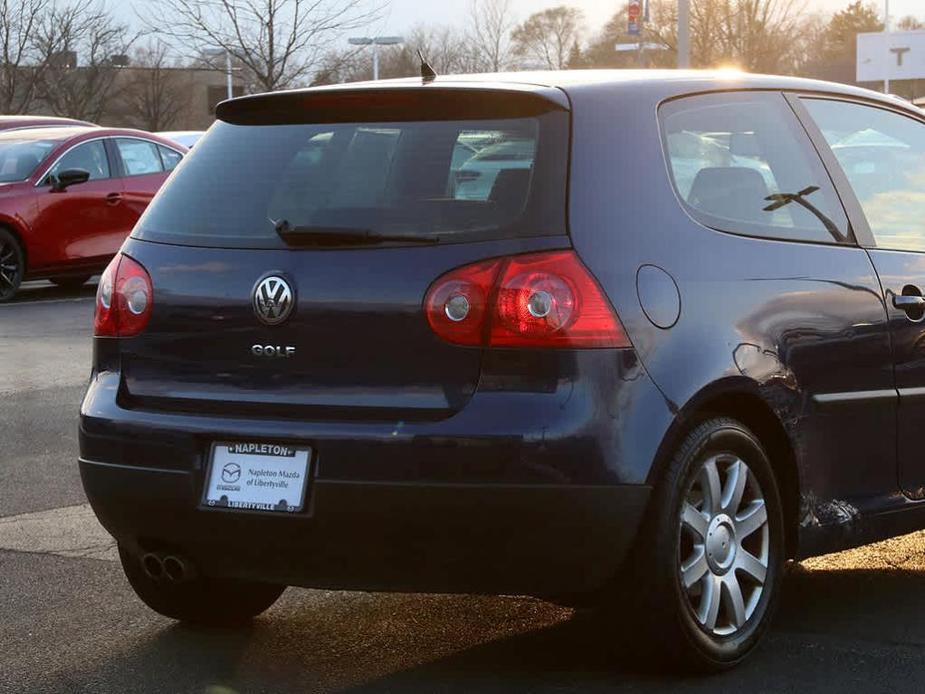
xmin=112 ymin=1 xmax=925 ymax=40
xmin=372 ymin=0 xmax=923 ymax=36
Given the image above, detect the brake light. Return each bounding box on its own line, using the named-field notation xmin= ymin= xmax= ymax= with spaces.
xmin=94 ymin=253 xmax=153 ymax=337
xmin=425 ymin=250 xmax=630 ymax=349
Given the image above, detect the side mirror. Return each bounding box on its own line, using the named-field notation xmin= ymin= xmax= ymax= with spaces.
xmin=50 ymin=168 xmax=91 ymax=191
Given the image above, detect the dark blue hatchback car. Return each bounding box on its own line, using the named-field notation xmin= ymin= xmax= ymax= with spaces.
xmin=80 ymin=70 xmax=925 ymax=670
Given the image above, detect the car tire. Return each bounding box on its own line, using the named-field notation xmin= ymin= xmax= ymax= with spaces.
xmin=118 ymin=545 xmax=286 ymax=626
xmin=624 ymin=417 xmax=784 ymax=672
xmin=0 ymin=228 xmax=24 ymax=302
xmin=50 ymin=275 xmax=91 ymax=290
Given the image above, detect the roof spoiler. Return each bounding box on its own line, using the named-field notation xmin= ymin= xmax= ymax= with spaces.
xmin=216 ymin=84 xmax=569 ymax=126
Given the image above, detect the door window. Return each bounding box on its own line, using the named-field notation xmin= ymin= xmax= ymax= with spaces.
xmin=659 ymin=92 xmax=851 ymax=244
xmin=802 ymin=98 xmax=925 ymax=252
xmin=116 ymin=138 xmax=163 ymax=176
xmin=48 ymin=140 xmax=110 ymax=181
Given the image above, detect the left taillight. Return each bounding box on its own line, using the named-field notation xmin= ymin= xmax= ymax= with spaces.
xmin=94 ymin=253 xmax=153 ymax=337
xmin=425 ymin=250 xmax=631 ymax=349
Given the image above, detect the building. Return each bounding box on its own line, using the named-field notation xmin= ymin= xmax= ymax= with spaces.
xmin=12 ymin=63 xmax=246 ymax=131
xmin=98 ymin=65 xmax=246 ymax=130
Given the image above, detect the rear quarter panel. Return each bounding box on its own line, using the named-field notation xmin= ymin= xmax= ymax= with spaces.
xmin=564 ymin=82 xmax=897 ymax=556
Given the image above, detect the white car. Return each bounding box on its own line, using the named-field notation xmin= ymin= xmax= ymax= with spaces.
xmin=156 ymin=131 xmax=205 ymax=149
xmin=454 ymin=139 xmax=536 ymax=201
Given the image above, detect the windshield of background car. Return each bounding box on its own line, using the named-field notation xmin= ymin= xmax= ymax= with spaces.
xmin=134 ymin=111 xmax=569 ymax=249
xmin=0 ymin=138 xmax=57 ymax=183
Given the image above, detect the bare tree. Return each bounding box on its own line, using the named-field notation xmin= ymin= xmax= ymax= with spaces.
xmin=310 ymin=45 xmax=367 ymax=85
xmin=37 ymin=2 xmax=133 ymax=121
xmin=313 ymin=24 xmax=480 ymax=85
xmin=124 ymin=41 xmax=187 ymax=131
xmin=579 ymin=8 xmax=630 ymax=68
xmin=644 ymin=0 xmax=809 ymax=74
xmin=510 ymin=6 xmax=583 ymax=70
xmin=467 ymin=0 xmax=516 ymax=72
xmin=398 ymin=25 xmax=482 ymax=76
xmin=722 ymin=0 xmax=809 ymax=73
xmin=897 ymin=15 xmax=924 ymax=31
xmin=0 ymin=0 xmax=55 ymax=114
xmin=139 ymin=0 xmax=382 ymax=93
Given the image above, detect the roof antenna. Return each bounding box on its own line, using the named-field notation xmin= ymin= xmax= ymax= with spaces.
xmin=418 ymin=49 xmax=437 ymax=83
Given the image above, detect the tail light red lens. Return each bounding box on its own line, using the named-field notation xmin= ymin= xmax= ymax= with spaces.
xmin=94 ymin=253 xmax=153 ymax=337
xmin=425 ymin=250 xmax=630 ymax=349
xmin=423 ymin=257 xmax=502 ymax=346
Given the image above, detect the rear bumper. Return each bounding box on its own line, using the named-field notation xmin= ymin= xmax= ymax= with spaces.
xmin=79 ymin=348 xmax=673 ymax=596
xmin=81 ymin=457 xmax=650 ymax=596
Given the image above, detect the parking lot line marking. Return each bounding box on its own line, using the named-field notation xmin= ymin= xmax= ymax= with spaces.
xmin=0 ymin=297 xmax=95 ymax=307
xmin=0 ymin=503 xmax=116 ymax=562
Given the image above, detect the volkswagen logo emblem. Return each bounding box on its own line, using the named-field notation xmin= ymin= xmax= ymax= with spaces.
xmin=253 ymin=275 xmax=294 ymax=326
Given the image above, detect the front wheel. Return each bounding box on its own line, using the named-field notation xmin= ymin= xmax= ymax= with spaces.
xmin=627 ymin=418 xmax=784 ymax=671
xmin=0 ymin=229 xmax=23 ymax=302
xmin=118 ymin=545 xmax=285 ymax=626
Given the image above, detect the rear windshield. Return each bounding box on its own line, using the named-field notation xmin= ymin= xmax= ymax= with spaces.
xmin=134 ymin=112 xmax=569 ymax=248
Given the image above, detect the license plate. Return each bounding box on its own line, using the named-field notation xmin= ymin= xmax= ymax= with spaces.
xmin=203 ymin=442 xmax=311 ymax=513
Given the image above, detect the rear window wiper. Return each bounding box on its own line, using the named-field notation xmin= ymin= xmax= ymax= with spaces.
xmin=272 ymin=219 xmax=438 ymax=246
xmin=763 ymin=186 xmax=848 ymax=244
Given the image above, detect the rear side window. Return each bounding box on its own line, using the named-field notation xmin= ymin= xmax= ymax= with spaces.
xmin=116 ymin=138 xmax=162 ymax=176
xmin=660 ymin=92 xmax=851 ymax=245
xmin=134 ymin=111 xmax=568 ymax=248
xmin=802 ymin=98 xmax=925 ymax=253
xmin=158 ymin=145 xmax=182 ymax=171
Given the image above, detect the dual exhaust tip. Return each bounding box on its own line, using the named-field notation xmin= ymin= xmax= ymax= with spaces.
xmin=141 ymin=552 xmax=196 ymax=584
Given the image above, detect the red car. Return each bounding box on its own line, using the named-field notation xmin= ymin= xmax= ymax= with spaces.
xmin=0 ymin=115 xmax=97 ymax=132
xmin=0 ymin=127 xmax=186 ymax=301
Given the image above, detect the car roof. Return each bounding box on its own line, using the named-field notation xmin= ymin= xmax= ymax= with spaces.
xmin=227 ymin=69 xmax=908 ymax=116
xmin=386 ymin=69 xmax=889 ymax=97
xmin=156 ymin=130 xmax=204 ymax=137
xmin=0 ymin=115 xmax=95 ymax=126
xmin=91 ymin=127 xmax=189 ymax=142
xmin=0 ymin=126 xmax=188 ymax=149
xmin=0 ymin=126 xmax=96 ymax=143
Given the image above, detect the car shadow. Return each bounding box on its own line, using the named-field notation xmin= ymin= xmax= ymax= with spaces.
xmin=345 ymin=565 xmax=925 ymax=693
xmin=7 ymin=279 xmax=97 ymax=303
xmin=51 ymin=564 xmax=925 ymax=693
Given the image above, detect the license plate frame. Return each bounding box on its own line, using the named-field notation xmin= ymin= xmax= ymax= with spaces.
xmin=201 ymin=441 xmax=312 ymax=514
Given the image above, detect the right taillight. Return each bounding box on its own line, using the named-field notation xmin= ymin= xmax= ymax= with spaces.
xmin=94 ymin=253 xmax=153 ymax=337
xmin=424 ymin=250 xmax=630 ymax=349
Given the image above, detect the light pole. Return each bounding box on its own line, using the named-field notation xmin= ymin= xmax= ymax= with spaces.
xmin=348 ymin=36 xmax=404 ymax=81
xmin=204 ymin=47 xmax=234 ymax=100
xmin=678 ymin=0 xmax=691 ymax=69
xmin=884 ymin=0 xmax=891 ymax=93
xmin=224 ymin=50 xmax=233 ymax=99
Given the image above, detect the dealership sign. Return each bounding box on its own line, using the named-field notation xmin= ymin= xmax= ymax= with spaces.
xmin=857 ymin=31 xmax=925 ymax=82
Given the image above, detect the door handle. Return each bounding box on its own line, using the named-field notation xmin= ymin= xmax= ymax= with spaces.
xmin=894 ymin=295 xmax=925 ymax=309
xmin=106 ymin=192 xmax=122 ymax=205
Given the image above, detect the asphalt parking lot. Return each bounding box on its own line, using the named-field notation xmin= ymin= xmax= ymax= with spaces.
xmin=4 ymin=280 xmax=925 ymax=693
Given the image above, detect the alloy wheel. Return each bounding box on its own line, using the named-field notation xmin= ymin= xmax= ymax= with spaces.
xmin=678 ymin=453 xmax=770 ymax=637
xmin=0 ymin=237 xmax=21 ymax=299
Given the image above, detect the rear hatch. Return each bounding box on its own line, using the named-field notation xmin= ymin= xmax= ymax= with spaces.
xmin=119 ymin=84 xmax=572 ymax=421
